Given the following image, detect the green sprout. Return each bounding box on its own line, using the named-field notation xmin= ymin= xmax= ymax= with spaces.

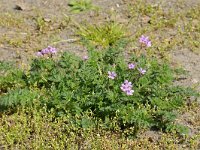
xmin=68 ymin=0 xmax=97 ymax=13
xmin=77 ymin=22 xmax=127 ymax=47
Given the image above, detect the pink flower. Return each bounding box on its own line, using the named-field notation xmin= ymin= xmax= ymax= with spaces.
xmin=139 ymin=35 xmax=152 ymax=47
xmin=126 ymin=89 xmax=134 ymax=95
xmin=108 ymin=71 xmax=117 ymax=79
xmin=36 ymin=51 xmax=43 ymax=56
xmin=128 ymin=63 xmax=135 ymax=69
xmin=138 ymin=68 xmax=146 ymax=74
xmin=83 ymin=55 xmax=89 ymax=60
xmin=41 ymin=46 xmax=57 ymax=55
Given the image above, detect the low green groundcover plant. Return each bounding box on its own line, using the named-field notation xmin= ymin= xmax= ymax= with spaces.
xmin=0 ymin=40 xmax=198 ymax=136
xmin=68 ymin=0 xmax=97 ymax=13
xmin=78 ymin=22 xmax=126 ymax=48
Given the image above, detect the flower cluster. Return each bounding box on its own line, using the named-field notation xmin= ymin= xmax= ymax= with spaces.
xmin=108 ymin=71 xmax=117 ymax=79
xmin=107 ymin=64 xmax=146 ymax=96
xmin=120 ymin=80 xmax=134 ymax=96
xmin=36 ymin=46 xmax=57 ymax=56
xmin=139 ymin=35 xmax=151 ymax=47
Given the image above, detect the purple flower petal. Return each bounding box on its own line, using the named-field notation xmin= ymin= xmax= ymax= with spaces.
xmin=41 ymin=48 xmax=49 ymax=54
xmin=138 ymin=68 xmax=146 ymax=75
xmin=139 ymin=35 xmax=152 ymax=47
xmin=83 ymin=55 xmax=89 ymax=60
xmin=108 ymin=71 xmax=117 ymax=79
xmin=128 ymin=63 xmax=135 ymax=69
xmin=126 ymin=89 xmax=134 ymax=95
xmin=146 ymin=41 xmax=151 ymax=47
xmin=36 ymin=51 xmax=43 ymax=56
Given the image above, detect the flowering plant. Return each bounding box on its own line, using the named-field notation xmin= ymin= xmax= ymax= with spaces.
xmin=1 ymin=40 xmax=197 ymax=136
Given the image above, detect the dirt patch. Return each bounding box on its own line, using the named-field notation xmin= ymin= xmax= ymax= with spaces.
xmin=172 ymin=49 xmax=200 ymax=92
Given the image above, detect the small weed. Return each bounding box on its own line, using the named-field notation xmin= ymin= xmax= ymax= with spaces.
xmin=129 ymin=1 xmax=177 ymax=29
xmin=35 ymin=16 xmax=52 ymax=33
xmin=7 ymin=38 xmax=23 ymax=48
xmin=0 ymin=61 xmax=26 ymax=95
xmin=178 ymin=6 xmax=200 ymax=53
xmin=68 ymin=0 xmax=98 ymax=13
xmin=0 ymin=13 xmax=24 ymax=28
xmin=77 ymin=21 xmax=127 ymax=48
xmin=0 ymin=35 xmax=24 ymax=48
